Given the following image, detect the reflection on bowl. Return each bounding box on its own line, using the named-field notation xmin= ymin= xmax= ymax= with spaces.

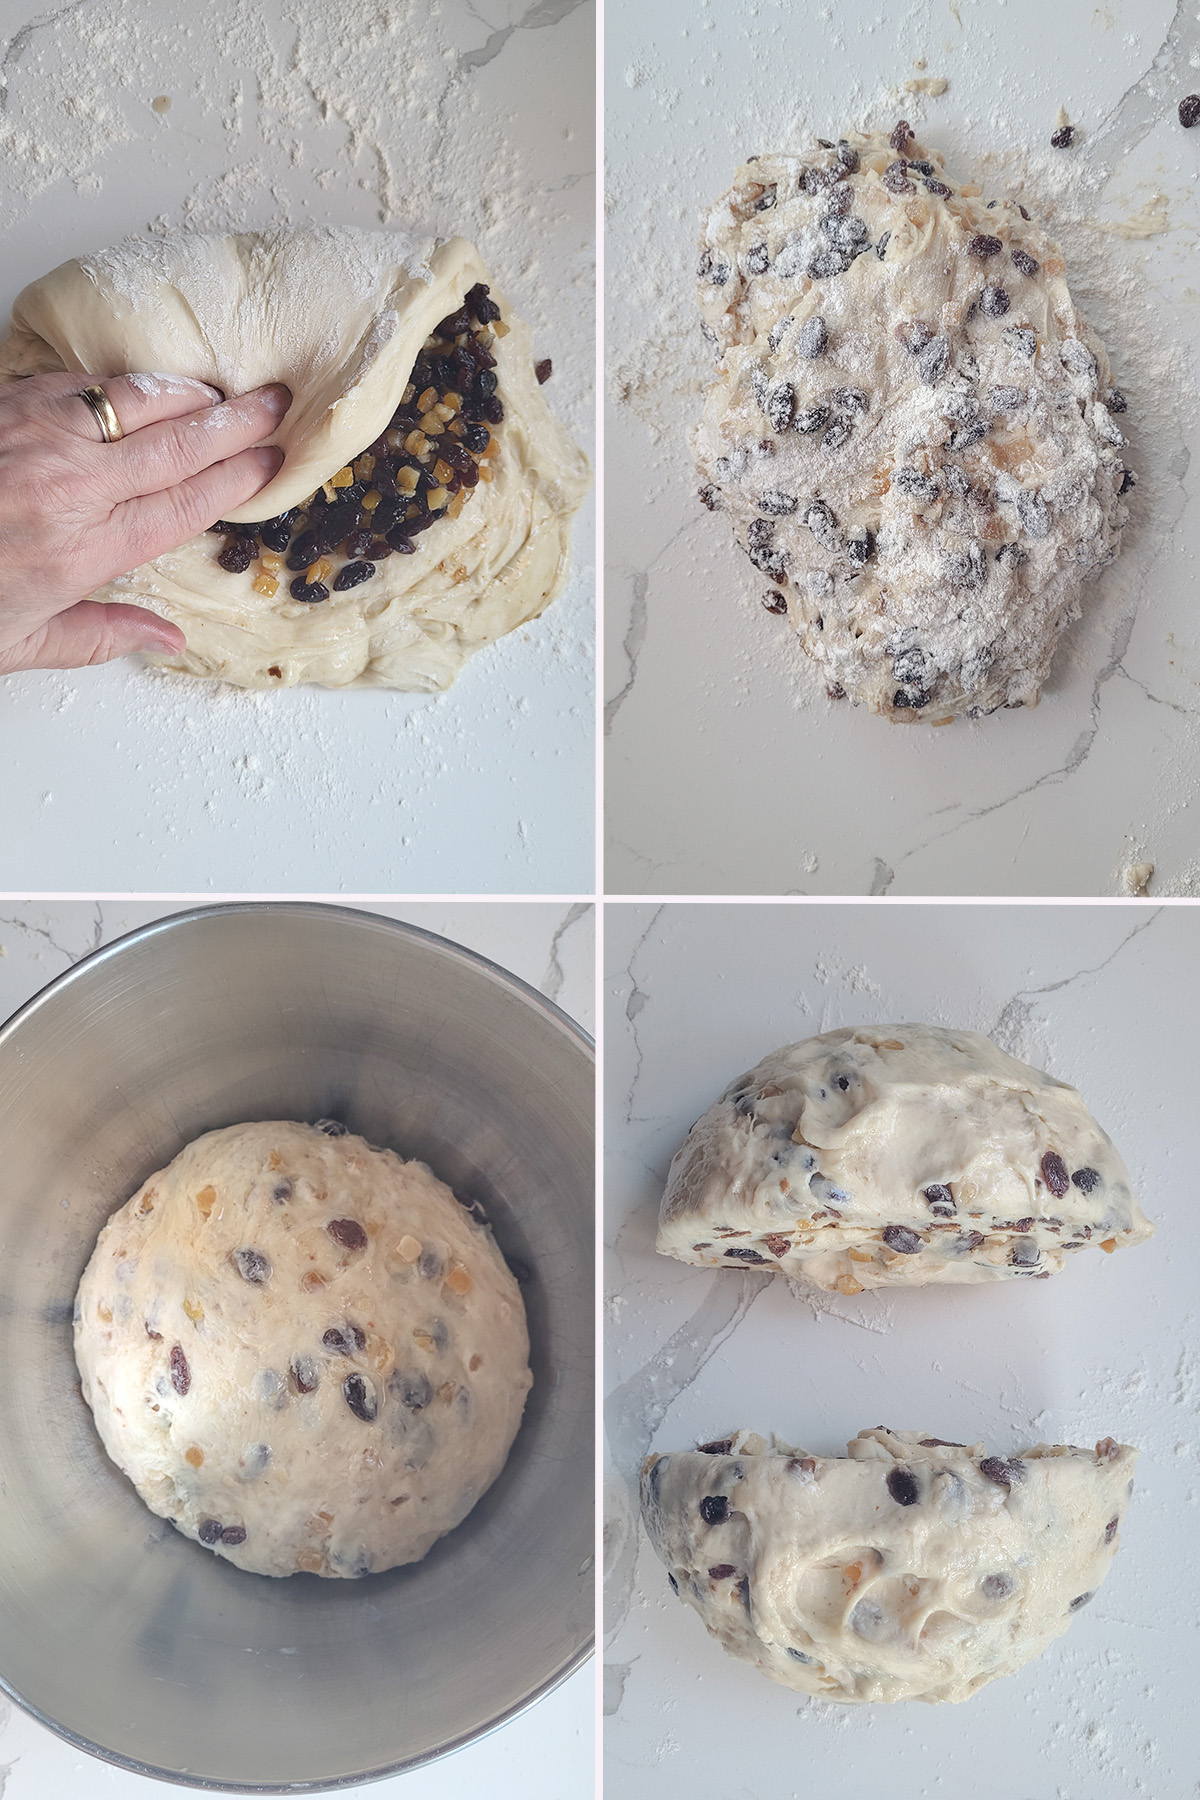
xmin=0 ymin=904 xmax=594 ymax=1792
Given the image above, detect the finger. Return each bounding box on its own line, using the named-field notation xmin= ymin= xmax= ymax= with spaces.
xmin=50 ymin=372 xmax=225 ymax=442
xmin=0 ymin=600 xmax=186 ymax=675
xmin=109 ymin=443 xmax=284 ymax=568
xmin=96 ymin=383 xmax=292 ymax=500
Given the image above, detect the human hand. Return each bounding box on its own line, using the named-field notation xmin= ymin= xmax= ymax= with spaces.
xmin=0 ymin=371 xmax=291 ymax=675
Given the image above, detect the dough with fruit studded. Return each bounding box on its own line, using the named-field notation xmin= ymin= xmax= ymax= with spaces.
xmin=657 ymin=1023 xmax=1152 ymax=1291
xmin=641 ymin=1427 xmax=1137 ymax=1703
xmin=74 ymin=1119 xmax=531 ymax=1577
xmin=695 ymin=126 xmax=1132 ymax=720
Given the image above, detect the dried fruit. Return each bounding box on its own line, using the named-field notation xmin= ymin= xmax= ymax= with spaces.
xmin=327 ymin=1217 xmax=368 ymax=1251
xmin=708 ymin=1563 xmax=737 ymax=1579
xmin=761 ymin=590 xmax=788 ymax=614
xmin=882 ymin=1225 xmax=922 ymax=1255
xmin=699 ymin=1494 xmax=730 ymax=1524
xmin=535 ymin=357 xmax=553 ymax=383
xmin=886 ymin=1467 xmax=920 ymax=1506
xmin=1071 ymin=1167 xmax=1101 ymax=1193
xmin=323 ymin=1323 xmax=366 ymax=1356
xmin=1050 ymin=124 xmax=1075 ymax=148
xmin=343 ymin=1372 xmax=378 ymax=1422
xmin=290 ymin=1355 xmax=321 ymax=1394
xmin=981 ymin=1572 xmax=1015 ymax=1599
xmin=231 ymin=1247 xmax=271 ymax=1284
xmin=170 ymin=1344 xmax=190 ymax=1395
xmin=968 ymin=233 xmax=1003 ymax=258
xmin=314 ymin=1118 xmax=347 ymax=1136
xmin=922 ymin=1184 xmax=956 ymax=1217
xmin=698 ymin=1438 xmax=734 ymax=1455
xmin=979 ymin=282 xmax=1010 ymax=318
xmin=796 ymin=315 xmax=828 ymax=359
xmin=979 ymin=1455 xmax=1026 ymax=1487
xmin=1040 ymin=1151 xmax=1070 ymax=1198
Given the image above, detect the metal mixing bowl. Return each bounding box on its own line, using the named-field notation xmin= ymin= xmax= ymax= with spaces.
xmin=0 ymin=903 xmax=594 ymax=1791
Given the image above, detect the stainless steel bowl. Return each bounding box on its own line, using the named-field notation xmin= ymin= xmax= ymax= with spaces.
xmin=0 ymin=904 xmax=594 ymax=1791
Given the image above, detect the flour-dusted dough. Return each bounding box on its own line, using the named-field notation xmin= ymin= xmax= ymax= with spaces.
xmin=641 ymin=1427 xmax=1136 ymax=1703
xmin=695 ymin=129 xmax=1131 ymax=720
xmin=74 ymin=1120 xmax=532 ymax=1577
xmin=0 ymin=227 xmax=589 ymax=689
xmin=657 ymin=1024 xmax=1152 ymax=1291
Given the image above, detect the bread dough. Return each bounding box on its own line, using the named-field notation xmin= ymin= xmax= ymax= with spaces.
xmin=0 ymin=227 xmax=589 ymax=689
xmin=657 ymin=1024 xmax=1152 ymax=1291
xmin=641 ymin=1427 xmax=1136 ymax=1703
xmin=695 ymin=128 xmax=1131 ymax=720
xmin=74 ymin=1120 xmax=532 ymax=1577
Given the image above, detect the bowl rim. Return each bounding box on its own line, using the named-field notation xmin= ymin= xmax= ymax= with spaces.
xmin=0 ymin=898 xmax=596 ymax=1793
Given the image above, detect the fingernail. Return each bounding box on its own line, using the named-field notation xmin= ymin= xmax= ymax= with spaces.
xmin=261 ymin=384 xmax=292 ymax=414
xmin=253 ymin=444 xmax=285 ymax=475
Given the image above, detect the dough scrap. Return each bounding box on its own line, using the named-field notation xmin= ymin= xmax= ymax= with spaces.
xmin=74 ymin=1120 xmax=532 ymax=1578
xmin=641 ymin=1427 xmax=1136 ymax=1703
xmin=657 ymin=1023 xmax=1152 ymax=1290
xmin=695 ymin=130 xmax=1131 ymax=720
xmin=0 ymin=226 xmax=589 ymax=689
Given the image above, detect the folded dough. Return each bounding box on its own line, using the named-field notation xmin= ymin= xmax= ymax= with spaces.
xmin=657 ymin=1024 xmax=1152 ymax=1290
xmin=641 ymin=1427 xmax=1136 ymax=1703
xmin=0 ymin=226 xmax=589 ymax=688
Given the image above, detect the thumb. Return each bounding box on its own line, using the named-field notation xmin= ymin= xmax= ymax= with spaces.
xmin=0 ymin=601 xmax=186 ymax=674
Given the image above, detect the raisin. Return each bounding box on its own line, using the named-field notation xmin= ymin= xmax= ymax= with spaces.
xmin=822 ymin=419 xmax=853 ymax=450
xmin=198 ymin=1518 xmax=224 ymax=1545
xmin=1040 ymin=1151 xmax=1070 ymax=1197
xmin=923 ymin=1184 xmax=956 ymax=1216
xmin=979 ymin=1456 xmax=1026 ymax=1486
xmin=762 ymin=590 xmax=788 ymax=614
xmin=314 ymin=1118 xmax=347 ymax=1135
xmin=709 ymin=1563 xmax=737 ymax=1579
xmin=765 ymin=381 xmax=795 ymax=434
xmin=344 ymin=527 xmax=374 ymax=558
xmin=327 ymin=1217 xmax=368 ymax=1250
xmin=883 ymin=161 xmax=913 ymax=194
xmin=968 ymin=233 xmax=1003 ymax=257
xmin=979 ymin=282 xmax=1010 ymax=317
xmin=289 ymin=1355 xmax=321 ymax=1394
xmin=272 ymin=1179 xmax=293 ymax=1202
xmin=390 ymin=1369 xmax=434 ymax=1410
xmin=1069 ymin=1591 xmax=1094 ymax=1611
xmin=1010 ymin=248 xmax=1040 ymax=278
xmin=343 ymin=1372 xmax=378 ymax=1422
xmin=1071 ymin=1167 xmax=1102 ymax=1193
xmin=1106 ymin=389 xmax=1127 ymax=413
xmin=882 ymin=1225 xmax=922 ymax=1254
xmin=699 ymin=1495 xmax=729 ymax=1524
xmin=231 ymin=1248 xmax=271 ymax=1284
xmin=217 ymin=537 xmax=255 ymax=573
xmin=890 ymin=119 xmax=913 ymax=151
xmin=794 ymin=404 xmax=829 ymax=435
xmin=724 ymin=1246 xmax=767 ymax=1263
xmin=893 ymin=688 xmax=930 ymax=709
xmin=892 ymin=467 xmax=940 ymax=504
xmin=1104 ymin=1515 xmax=1120 ymax=1542
xmin=698 ymin=1438 xmax=734 ymax=1455
xmin=924 ymin=178 xmax=950 ymax=197
xmin=916 ymin=334 xmax=950 ymax=386
xmin=170 ymin=1345 xmax=190 ymax=1395
xmin=886 ymin=1467 xmax=920 ymax=1505
xmin=1181 ymin=95 xmax=1200 ymax=129
xmin=259 ymin=519 xmax=292 ymax=553
xmin=1010 ymin=1238 xmax=1039 ymax=1266
xmin=982 ymin=1572 xmax=1014 ymax=1599
xmin=323 ymin=1324 xmax=366 ymax=1356
xmin=796 ymin=315 xmax=828 ymax=359
xmin=221 ymin=1524 xmax=247 ymax=1546
xmin=845 ymin=530 xmax=874 ymax=566
xmin=331 ymin=560 xmax=374 ymax=592
xmin=876 ymin=230 xmax=891 ymax=260
xmin=760 ymin=489 xmax=797 ymax=516
xmin=1118 ymin=469 xmax=1137 ymax=495
xmin=288 ymin=577 xmax=326 ymax=601
xmin=1050 ymin=124 xmax=1076 ymax=148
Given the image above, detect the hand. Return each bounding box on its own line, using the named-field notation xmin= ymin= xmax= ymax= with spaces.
xmin=0 ymin=371 xmax=291 ymax=675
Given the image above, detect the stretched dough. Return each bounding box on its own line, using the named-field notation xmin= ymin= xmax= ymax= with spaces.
xmin=641 ymin=1427 xmax=1136 ymax=1703
xmin=0 ymin=226 xmax=589 ymax=689
xmin=74 ymin=1120 xmax=532 ymax=1578
xmin=657 ymin=1024 xmax=1152 ymax=1290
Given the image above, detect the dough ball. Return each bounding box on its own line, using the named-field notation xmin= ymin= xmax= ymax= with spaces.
xmin=0 ymin=227 xmax=589 ymax=690
xmin=74 ymin=1120 xmax=532 ymax=1578
xmin=657 ymin=1023 xmax=1152 ymax=1291
xmin=695 ymin=128 xmax=1131 ymax=720
xmin=641 ymin=1427 xmax=1136 ymax=1703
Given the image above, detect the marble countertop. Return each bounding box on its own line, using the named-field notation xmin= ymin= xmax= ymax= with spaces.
xmin=0 ymin=897 xmax=594 ymax=1799
xmin=605 ymin=901 xmax=1197 ymax=1796
xmin=0 ymin=0 xmax=594 ymax=896
xmin=605 ymin=0 xmax=1200 ymax=896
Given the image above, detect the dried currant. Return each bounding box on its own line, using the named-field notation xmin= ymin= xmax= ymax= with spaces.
xmin=170 ymin=1344 xmax=190 ymax=1395
xmin=886 ymin=1467 xmax=920 ymax=1506
xmin=231 ymin=1248 xmax=271 ymax=1284
xmin=327 ymin=1218 xmax=368 ymax=1250
xmin=1040 ymin=1151 xmax=1070 ymax=1197
xmin=699 ymin=1494 xmax=729 ymax=1524
xmin=343 ymin=1372 xmax=378 ymax=1422
xmin=882 ymin=1225 xmax=922 ymax=1255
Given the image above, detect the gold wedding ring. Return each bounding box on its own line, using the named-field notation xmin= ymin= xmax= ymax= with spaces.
xmin=78 ymin=383 xmax=124 ymax=443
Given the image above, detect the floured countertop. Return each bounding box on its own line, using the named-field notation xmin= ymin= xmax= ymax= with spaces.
xmin=605 ymin=0 xmax=1200 ymax=896
xmin=605 ymin=901 xmax=1199 ymax=1796
xmin=0 ymin=0 xmax=595 ymax=893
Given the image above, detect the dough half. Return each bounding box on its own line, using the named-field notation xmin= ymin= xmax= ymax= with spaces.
xmin=0 ymin=226 xmax=589 ymax=688
xmin=641 ymin=1427 xmax=1136 ymax=1703
xmin=74 ymin=1120 xmax=532 ymax=1578
xmin=657 ymin=1023 xmax=1152 ymax=1290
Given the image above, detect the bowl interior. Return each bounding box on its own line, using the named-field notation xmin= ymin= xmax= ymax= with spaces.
xmin=0 ymin=904 xmax=594 ymax=1791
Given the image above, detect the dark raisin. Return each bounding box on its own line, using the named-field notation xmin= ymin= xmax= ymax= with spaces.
xmin=923 ymin=1184 xmax=956 ymax=1216
xmin=1010 ymin=1238 xmax=1039 ymax=1267
xmin=876 ymin=231 xmax=891 ymax=259
xmin=1118 ymin=468 xmax=1137 ymax=495
xmin=1181 ymin=95 xmax=1200 ymax=129
xmin=892 ymin=467 xmax=940 ymax=504
xmin=327 ymin=1217 xmax=368 ymax=1250
xmin=765 ymin=381 xmax=795 ymax=434
xmin=418 ymin=1248 xmax=444 ymax=1281
xmin=1050 ymin=124 xmax=1076 ymax=148
xmin=390 ymin=1369 xmax=433 ymax=1410
xmin=883 ymin=161 xmax=913 ymax=194
xmin=796 ymin=315 xmax=828 ymax=359
xmin=231 ymin=1248 xmax=271 ymax=1284
xmin=794 ymin=404 xmax=829 ymax=435
xmin=314 ymin=1118 xmax=347 ymax=1135
xmin=288 ymin=577 xmax=327 ymax=602
xmin=823 ymin=419 xmax=853 ymax=450
xmin=1071 ymin=1167 xmax=1102 ymax=1194
xmin=886 ymin=1467 xmax=920 ymax=1506
xmin=845 ymin=530 xmax=874 ymax=566
xmin=1106 ymin=389 xmax=1127 ymax=413
xmin=982 ymin=1572 xmax=1015 ymax=1599
xmin=198 ymin=1518 xmax=224 ymax=1545
xmin=322 ymin=1324 xmax=365 ymax=1356
xmin=272 ymin=1179 xmax=293 ymax=1202
xmin=208 ymin=521 xmax=236 ymax=535
xmin=744 ymin=243 xmax=770 ymax=276
xmin=759 ymin=489 xmax=797 ymax=516
xmin=344 ymin=527 xmax=374 ymax=558
xmin=1104 ymin=1515 xmax=1120 ymax=1543
xmin=145 ymin=1323 xmax=162 ymax=1340
xmin=832 ymin=386 xmax=868 ymax=414
xmin=968 ymin=233 xmax=1003 ymax=257
xmin=466 ymin=282 xmax=501 ymax=324
xmin=979 ymin=1456 xmax=1027 ymax=1487
xmin=259 ymin=519 xmax=292 ymax=553
xmin=217 ymin=537 xmax=255 ymax=573
xmin=762 ymin=590 xmax=788 ymax=614
xmin=667 ymin=1572 xmax=679 ymax=1593
xmin=473 ymin=367 xmax=498 ymax=400
xmin=332 ymin=560 xmax=375 ymax=591
xmin=170 ymin=1345 xmax=190 ymax=1395
xmin=890 ymin=119 xmax=913 ymax=151
xmin=708 ymin=1563 xmax=737 ymax=1579
xmin=699 ymin=1495 xmax=729 ymax=1524
xmin=289 ymin=1355 xmax=320 ymax=1394
xmin=979 ymin=282 xmax=1010 ymax=317
xmin=698 ymin=1438 xmax=734 ymax=1455
xmin=724 ymin=1246 xmax=767 ymax=1263
xmin=924 ymin=178 xmax=950 ymax=197
xmin=1069 ymin=1591 xmax=1094 ymax=1612
xmin=221 ymin=1524 xmax=247 ymax=1546
xmin=1010 ymin=248 xmax=1040 ymax=277
xmin=916 ymin=334 xmax=950 ymax=385
xmin=343 ymin=1372 xmax=378 ymax=1422
xmin=893 ymin=688 xmax=930 ymax=709
xmin=882 ymin=1225 xmax=922 ymax=1254
xmin=1040 ymin=1151 xmax=1070 ymax=1197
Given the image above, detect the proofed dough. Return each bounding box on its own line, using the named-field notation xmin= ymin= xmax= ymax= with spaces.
xmin=0 ymin=226 xmax=589 ymax=689
xmin=74 ymin=1120 xmax=532 ymax=1578
xmin=657 ymin=1024 xmax=1152 ymax=1290
xmin=695 ymin=129 xmax=1131 ymax=720
xmin=641 ymin=1427 xmax=1136 ymax=1703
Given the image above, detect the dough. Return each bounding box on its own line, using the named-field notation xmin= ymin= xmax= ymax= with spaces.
xmin=0 ymin=227 xmax=589 ymax=689
xmin=74 ymin=1120 xmax=532 ymax=1577
xmin=641 ymin=1428 xmax=1136 ymax=1703
xmin=657 ymin=1024 xmax=1152 ymax=1291
xmin=695 ymin=127 xmax=1132 ymax=720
